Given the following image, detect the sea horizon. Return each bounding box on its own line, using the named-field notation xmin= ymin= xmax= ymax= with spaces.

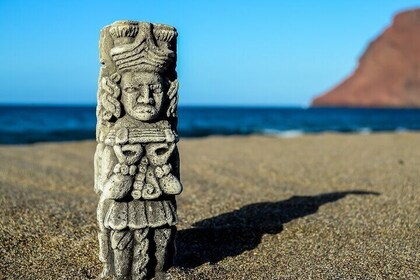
xmin=0 ymin=105 xmax=419 ymax=144
xmin=3 ymin=103 xmax=420 ymax=109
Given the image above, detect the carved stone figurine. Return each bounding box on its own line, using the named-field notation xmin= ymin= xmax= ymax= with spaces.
xmin=94 ymin=21 xmax=182 ymax=280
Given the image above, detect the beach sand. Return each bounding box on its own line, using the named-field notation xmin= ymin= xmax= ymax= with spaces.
xmin=0 ymin=133 xmax=419 ymax=279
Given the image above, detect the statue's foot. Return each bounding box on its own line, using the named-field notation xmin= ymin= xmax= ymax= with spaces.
xmin=132 ymin=273 xmax=147 ymax=280
xmin=155 ymin=272 xmax=173 ymax=280
xmin=99 ymin=266 xmax=112 ymax=278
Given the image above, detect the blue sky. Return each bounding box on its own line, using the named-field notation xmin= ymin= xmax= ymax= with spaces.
xmin=1 ymin=0 xmax=419 ymax=106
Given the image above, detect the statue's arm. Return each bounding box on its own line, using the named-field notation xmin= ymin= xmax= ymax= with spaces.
xmin=94 ymin=143 xmax=104 ymax=194
xmin=94 ymin=144 xmax=118 ymax=195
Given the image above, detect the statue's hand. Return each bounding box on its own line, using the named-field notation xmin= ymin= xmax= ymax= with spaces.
xmin=100 ymin=73 xmax=121 ymax=121
xmin=102 ymin=173 xmax=133 ymax=200
xmin=94 ymin=182 xmax=102 ymax=195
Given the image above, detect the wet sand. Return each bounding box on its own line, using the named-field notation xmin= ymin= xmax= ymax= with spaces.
xmin=0 ymin=133 xmax=419 ymax=279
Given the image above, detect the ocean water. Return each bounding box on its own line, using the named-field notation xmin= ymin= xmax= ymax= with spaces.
xmin=0 ymin=105 xmax=419 ymax=144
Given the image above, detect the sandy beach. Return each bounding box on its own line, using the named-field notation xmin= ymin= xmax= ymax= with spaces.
xmin=0 ymin=133 xmax=419 ymax=279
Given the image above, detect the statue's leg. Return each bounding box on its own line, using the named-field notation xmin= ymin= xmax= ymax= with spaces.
xmin=111 ymin=230 xmax=134 ymax=279
xmin=98 ymin=199 xmax=114 ymax=278
xmin=132 ymin=228 xmax=150 ymax=280
xmin=98 ymin=229 xmax=112 ymax=278
xmin=154 ymin=226 xmax=176 ymax=278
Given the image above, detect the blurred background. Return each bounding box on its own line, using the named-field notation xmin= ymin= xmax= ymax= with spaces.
xmin=1 ymin=0 xmax=420 ymax=144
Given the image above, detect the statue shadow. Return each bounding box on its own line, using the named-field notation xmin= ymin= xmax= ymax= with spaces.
xmin=175 ymin=190 xmax=379 ymax=269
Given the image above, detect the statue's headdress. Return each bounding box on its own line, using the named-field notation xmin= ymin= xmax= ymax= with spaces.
xmin=108 ymin=21 xmax=177 ymax=74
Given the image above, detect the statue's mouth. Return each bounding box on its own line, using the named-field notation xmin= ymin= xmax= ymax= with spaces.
xmin=134 ymin=105 xmax=157 ymax=114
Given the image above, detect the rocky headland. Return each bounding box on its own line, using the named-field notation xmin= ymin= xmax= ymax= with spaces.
xmin=312 ymin=9 xmax=420 ymax=108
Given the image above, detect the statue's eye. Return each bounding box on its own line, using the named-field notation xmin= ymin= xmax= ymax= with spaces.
xmin=149 ymin=84 xmax=161 ymax=90
xmin=124 ymin=87 xmax=138 ymax=93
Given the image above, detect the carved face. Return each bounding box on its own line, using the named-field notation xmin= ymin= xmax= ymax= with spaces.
xmin=120 ymin=71 xmax=165 ymax=121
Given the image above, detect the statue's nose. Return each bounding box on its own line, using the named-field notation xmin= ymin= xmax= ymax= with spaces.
xmin=137 ymin=86 xmax=151 ymax=104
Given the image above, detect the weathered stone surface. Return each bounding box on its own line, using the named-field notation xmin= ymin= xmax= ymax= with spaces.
xmin=312 ymin=9 xmax=420 ymax=108
xmin=95 ymin=20 xmax=182 ymax=279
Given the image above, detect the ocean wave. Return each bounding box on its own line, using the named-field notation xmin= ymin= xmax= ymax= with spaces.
xmin=356 ymin=127 xmax=372 ymax=134
xmin=395 ymin=127 xmax=409 ymax=133
xmin=1 ymin=106 xmax=420 ymax=144
xmin=261 ymin=129 xmax=304 ymax=138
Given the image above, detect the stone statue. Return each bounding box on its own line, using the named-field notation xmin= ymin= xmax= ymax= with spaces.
xmin=94 ymin=20 xmax=182 ymax=280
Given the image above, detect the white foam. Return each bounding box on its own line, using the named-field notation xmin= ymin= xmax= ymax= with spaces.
xmin=262 ymin=129 xmax=304 ymax=138
xmin=357 ymin=127 xmax=372 ymax=135
xmin=395 ymin=127 xmax=409 ymax=133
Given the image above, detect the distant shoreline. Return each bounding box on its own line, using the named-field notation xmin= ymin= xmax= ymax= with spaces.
xmin=2 ymin=104 xmax=420 ymax=109
xmin=1 ymin=106 xmax=419 ymax=144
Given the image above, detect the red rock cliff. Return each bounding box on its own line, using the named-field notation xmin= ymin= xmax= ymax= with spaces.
xmin=312 ymin=9 xmax=420 ymax=108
